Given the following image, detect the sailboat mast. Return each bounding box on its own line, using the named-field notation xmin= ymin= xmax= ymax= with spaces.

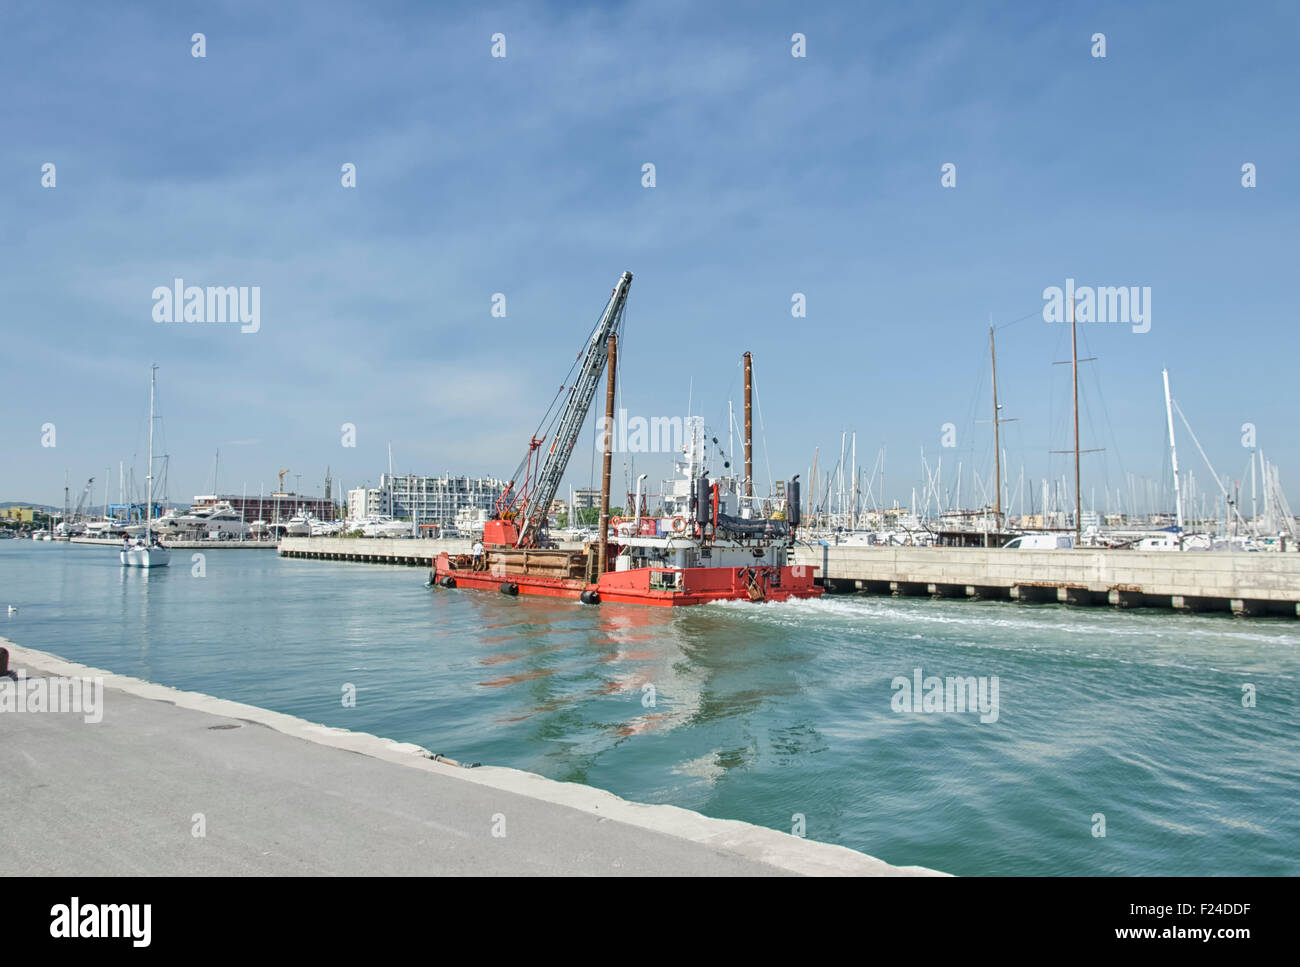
xmin=808 ymin=448 xmax=818 ymax=530
xmin=990 ymin=325 xmax=1002 ymax=532
xmin=1071 ymin=303 xmax=1081 ymax=545
xmin=728 ymin=400 xmax=734 ymax=490
xmin=146 ymin=365 xmax=156 ymax=540
xmin=1251 ymin=448 xmax=1257 ymax=527
xmin=1162 ymin=368 xmax=1184 ymax=548
xmin=850 ymin=432 xmax=857 ymax=530
xmin=839 ymin=432 xmax=846 ymax=523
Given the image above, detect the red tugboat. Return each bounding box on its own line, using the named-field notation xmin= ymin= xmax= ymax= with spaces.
xmin=432 ymin=271 xmax=821 ymax=607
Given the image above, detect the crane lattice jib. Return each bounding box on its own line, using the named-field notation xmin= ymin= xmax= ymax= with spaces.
xmin=74 ymin=477 xmax=95 ymax=520
xmin=517 ymin=271 xmax=632 ymax=547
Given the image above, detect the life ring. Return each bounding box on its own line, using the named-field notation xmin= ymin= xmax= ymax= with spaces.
xmin=610 ymin=516 xmax=625 ymax=529
xmin=671 ymin=516 xmax=686 ymax=534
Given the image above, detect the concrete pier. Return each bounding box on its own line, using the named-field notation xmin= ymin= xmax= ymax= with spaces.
xmin=795 ymin=545 xmax=1300 ymax=618
xmin=278 ymin=536 xmax=471 ymax=566
xmin=0 ymin=638 xmax=940 ymax=876
xmin=277 ymin=536 xmax=586 ymax=567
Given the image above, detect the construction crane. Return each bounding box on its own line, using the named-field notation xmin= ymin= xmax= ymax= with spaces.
xmin=72 ymin=477 xmax=95 ymax=522
xmin=502 ymin=271 xmax=632 ymax=548
xmin=277 ymin=468 xmax=290 ymax=493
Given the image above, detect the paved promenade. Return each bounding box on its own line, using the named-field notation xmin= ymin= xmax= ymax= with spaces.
xmin=0 ymin=638 xmax=942 ymax=877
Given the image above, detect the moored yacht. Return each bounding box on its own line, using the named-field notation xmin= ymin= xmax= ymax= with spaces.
xmin=284 ymin=510 xmax=312 ymax=537
xmin=121 ymin=366 xmax=171 ymax=568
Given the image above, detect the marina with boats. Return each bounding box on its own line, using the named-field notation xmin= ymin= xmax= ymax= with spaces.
xmin=8 ymin=269 xmax=1300 ymax=615
xmin=5 ymin=272 xmax=1298 ymax=888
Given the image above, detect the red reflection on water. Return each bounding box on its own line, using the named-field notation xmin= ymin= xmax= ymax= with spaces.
xmin=477 ymin=666 xmax=557 ymax=688
xmin=479 ymin=641 xmax=571 ymax=666
xmin=613 ymin=713 xmax=669 ymax=737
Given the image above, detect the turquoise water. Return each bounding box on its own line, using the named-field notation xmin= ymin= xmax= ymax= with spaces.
xmin=3 ymin=540 xmax=1297 ymax=876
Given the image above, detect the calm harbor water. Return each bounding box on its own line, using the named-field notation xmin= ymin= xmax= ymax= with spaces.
xmin=3 ymin=539 xmax=1297 ymax=876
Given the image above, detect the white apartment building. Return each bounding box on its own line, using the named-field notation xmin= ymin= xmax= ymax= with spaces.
xmin=347 ymin=487 xmax=385 ymax=520
xmin=371 ymin=473 xmax=507 ymax=525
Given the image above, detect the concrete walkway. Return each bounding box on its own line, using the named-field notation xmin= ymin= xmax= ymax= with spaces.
xmin=0 ymin=639 xmax=942 ymax=876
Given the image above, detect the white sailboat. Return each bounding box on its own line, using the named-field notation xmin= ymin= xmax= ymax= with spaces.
xmin=121 ymin=365 xmax=171 ymax=568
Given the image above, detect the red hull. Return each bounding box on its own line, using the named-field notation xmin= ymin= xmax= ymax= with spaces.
xmin=432 ymin=553 xmax=821 ymax=607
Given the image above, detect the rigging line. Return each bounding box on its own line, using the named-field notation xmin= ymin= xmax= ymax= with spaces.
xmin=613 ymin=305 xmax=625 ymax=458
xmin=586 ymin=384 xmax=598 ymax=503
xmin=750 ymin=372 xmax=775 ymax=497
xmin=965 ymin=335 xmax=991 ymax=497
xmin=1079 ymin=326 xmax=1129 ymax=499
xmin=992 ymin=306 xmax=1047 ymax=332
xmin=713 ymin=359 xmax=741 ymax=470
xmin=525 ymin=291 xmax=616 ymax=444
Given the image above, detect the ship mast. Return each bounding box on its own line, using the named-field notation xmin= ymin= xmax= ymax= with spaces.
xmin=1071 ymin=304 xmax=1080 ymax=545
xmin=146 ymin=364 xmax=157 ymax=542
xmin=990 ymin=326 xmax=1002 ymax=535
xmin=743 ymin=351 xmax=753 ymax=502
xmin=1051 ymin=298 xmax=1099 ymax=544
xmin=1162 ymin=369 xmax=1184 ymax=548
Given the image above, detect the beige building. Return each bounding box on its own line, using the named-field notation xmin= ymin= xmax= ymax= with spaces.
xmin=571 ymin=488 xmax=601 ymax=511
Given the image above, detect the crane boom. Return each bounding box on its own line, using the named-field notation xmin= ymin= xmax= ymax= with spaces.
xmin=516 ymin=271 xmax=632 ymax=547
xmin=73 ymin=477 xmax=95 ymax=521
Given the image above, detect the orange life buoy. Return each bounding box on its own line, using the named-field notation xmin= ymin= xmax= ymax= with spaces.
xmin=671 ymin=516 xmax=686 ymax=534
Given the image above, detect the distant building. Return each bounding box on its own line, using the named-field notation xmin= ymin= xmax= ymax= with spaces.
xmin=2 ymin=506 xmax=35 ymax=523
xmin=571 ymin=488 xmax=601 ymax=512
xmin=347 ymin=487 xmax=384 ymax=520
xmin=374 ymin=474 xmax=507 ymax=526
xmin=193 ymin=494 xmax=339 ymax=523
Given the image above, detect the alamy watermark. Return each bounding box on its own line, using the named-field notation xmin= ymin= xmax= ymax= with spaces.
xmin=1042 ymin=278 xmax=1150 ymax=334
xmin=596 ymin=409 xmax=686 ymax=453
xmin=152 ymin=278 xmax=260 ymax=333
xmin=891 ymin=667 xmax=999 ymax=723
xmin=0 ymin=671 xmax=104 ymax=723
xmin=50 ymin=898 xmax=150 ymax=947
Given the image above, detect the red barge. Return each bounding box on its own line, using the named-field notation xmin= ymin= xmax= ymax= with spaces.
xmin=432 ymin=271 xmax=821 ymax=607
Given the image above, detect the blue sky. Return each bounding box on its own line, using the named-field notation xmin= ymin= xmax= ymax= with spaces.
xmin=2 ymin=0 xmax=1297 ymax=517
